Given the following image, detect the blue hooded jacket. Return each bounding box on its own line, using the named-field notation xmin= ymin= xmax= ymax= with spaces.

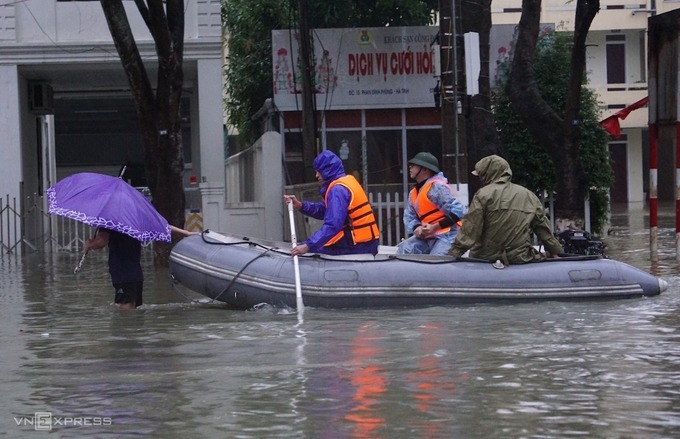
xmin=300 ymin=150 xmax=379 ymax=255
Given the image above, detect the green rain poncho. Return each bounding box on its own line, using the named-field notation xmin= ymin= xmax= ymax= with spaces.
xmin=448 ymin=155 xmax=563 ymax=264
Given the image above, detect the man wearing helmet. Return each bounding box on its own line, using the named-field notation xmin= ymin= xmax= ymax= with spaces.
xmin=397 ymin=152 xmax=467 ymax=255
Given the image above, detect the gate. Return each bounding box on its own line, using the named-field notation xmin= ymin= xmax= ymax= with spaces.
xmin=0 ymin=192 xmax=93 ymax=257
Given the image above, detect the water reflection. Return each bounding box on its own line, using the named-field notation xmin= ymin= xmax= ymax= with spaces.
xmin=606 ymin=202 xmax=680 ymax=276
xmin=344 ymin=322 xmax=387 ymax=438
xmin=2 ymin=204 xmax=680 ymax=437
xmin=405 ymin=323 xmax=463 ymax=439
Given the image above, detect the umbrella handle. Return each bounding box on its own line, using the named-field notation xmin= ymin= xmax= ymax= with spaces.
xmin=74 ymin=251 xmax=88 ymax=274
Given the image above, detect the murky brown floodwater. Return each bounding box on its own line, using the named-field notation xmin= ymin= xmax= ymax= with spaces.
xmin=1 ymin=203 xmax=680 ymax=438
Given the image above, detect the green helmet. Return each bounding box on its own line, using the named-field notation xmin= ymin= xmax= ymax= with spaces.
xmin=408 ymin=152 xmax=440 ymax=173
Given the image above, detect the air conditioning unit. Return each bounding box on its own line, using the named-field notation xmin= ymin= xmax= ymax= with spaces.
xmin=29 ymin=82 xmax=54 ymax=114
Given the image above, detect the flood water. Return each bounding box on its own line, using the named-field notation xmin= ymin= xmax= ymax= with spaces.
xmin=2 ymin=204 xmax=680 ymax=438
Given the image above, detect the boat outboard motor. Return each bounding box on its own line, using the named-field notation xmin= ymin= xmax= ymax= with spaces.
xmin=556 ymin=229 xmax=606 ymax=256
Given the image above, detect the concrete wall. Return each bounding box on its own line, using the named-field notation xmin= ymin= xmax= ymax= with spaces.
xmin=195 ymin=57 xmax=226 ymax=231
xmin=0 ymin=66 xmax=22 ymax=204
xmin=10 ymin=0 xmax=221 ymax=43
xmin=220 ymin=132 xmax=284 ymax=241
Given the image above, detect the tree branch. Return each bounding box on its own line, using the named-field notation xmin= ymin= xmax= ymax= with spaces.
xmin=141 ymin=1 xmax=170 ymax=62
xmin=133 ymin=0 xmax=152 ymax=29
xmin=564 ymin=0 xmax=600 ymax=141
xmin=167 ymin=0 xmax=185 ymax=59
xmin=100 ymin=0 xmax=155 ymax=115
xmin=506 ymin=0 xmax=562 ymax=161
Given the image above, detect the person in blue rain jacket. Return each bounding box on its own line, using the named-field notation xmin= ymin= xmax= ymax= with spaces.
xmin=284 ymin=150 xmax=380 ymax=256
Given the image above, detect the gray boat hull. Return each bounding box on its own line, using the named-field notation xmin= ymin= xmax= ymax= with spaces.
xmin=168 ymin=231 xmax=667 ymax=309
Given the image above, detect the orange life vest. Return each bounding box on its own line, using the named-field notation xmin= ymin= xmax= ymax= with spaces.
xmin=324 ymin=175 xmax=380 ymax=246
xmin=409 ymin=176 xmax=460 ymax=235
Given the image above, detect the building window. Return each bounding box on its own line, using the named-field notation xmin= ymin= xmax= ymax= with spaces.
xmin=406 ymin=129 xmax=442 ymax=168
xmin=282 ymin=108 xmax=444 ymax=196
xmin=365 ymin=130 xmax=403 ymax=193
xmin=606 ymin=34 xmax=626 ymax=84
xmin=638 ymin=30 xmax=646 ymax=83
xmin=283 ymin=131 xmax=304 ymax=185
xmin=325 ymin=131 xmax=363 ymax=181
xmin=54 ymin=95 xmax=191 ymax=187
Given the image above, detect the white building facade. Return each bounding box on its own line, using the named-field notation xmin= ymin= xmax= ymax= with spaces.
xmin=0 ymin=0 xmax=225 ymax=243
xmin=492 ymin=0 xmax=680 ymax=204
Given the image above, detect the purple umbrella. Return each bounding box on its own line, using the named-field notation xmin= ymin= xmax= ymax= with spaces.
xmin=46 ymin=172 xmax=171 ymax=243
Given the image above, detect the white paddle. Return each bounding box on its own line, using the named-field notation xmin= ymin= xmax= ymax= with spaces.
xmin=287 ymin=200 xmax=304 ymax=311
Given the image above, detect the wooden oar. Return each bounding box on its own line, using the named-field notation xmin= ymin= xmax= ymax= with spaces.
xmin=287 ymin=201 xmax=304 ymax=311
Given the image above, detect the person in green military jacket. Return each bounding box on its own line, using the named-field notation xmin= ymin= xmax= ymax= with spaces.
xmin=448 ymin=155 xmax=563 ymax=264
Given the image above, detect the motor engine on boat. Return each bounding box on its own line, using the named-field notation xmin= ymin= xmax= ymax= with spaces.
xmin=556 ymin=229 xmax=606 ymax=256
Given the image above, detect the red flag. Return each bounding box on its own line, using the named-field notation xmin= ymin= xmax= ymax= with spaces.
xmin=600 ymin=116 xmax=621 ymax=139
xmin=614 ymin=96 xmax=648 ymax=120
xmin=599 ymin=96 xmax=648 ymax=139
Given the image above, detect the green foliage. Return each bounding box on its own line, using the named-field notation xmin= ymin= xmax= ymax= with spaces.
xmin=311 ymin=0 xmax=438 ymax=28
xmin=222 ymin=0 xmax=437 ymax=146
xmin=492 ymin=31 xmax=613 ymax=235
xmin=222 ymin=0 xmax=290 ymax=145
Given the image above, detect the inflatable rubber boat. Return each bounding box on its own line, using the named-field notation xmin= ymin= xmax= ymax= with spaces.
xmin=168 ymin=230 xmax=668 ymax=309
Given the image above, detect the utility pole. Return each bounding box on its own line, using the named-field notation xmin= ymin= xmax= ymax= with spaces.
xmin=439 ymin=0 xmax=463 ymax=186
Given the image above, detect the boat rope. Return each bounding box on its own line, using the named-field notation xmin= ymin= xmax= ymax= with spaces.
xmin=387 ymin=254 xmax=488 ymax=264
xmin=168 ymin=273 xmax=204 ymax=305
xmin=199 ymin=232 xmax=293 ymax=256
xmin=210 ymin=248 xmax=273 ymax=303
xmin=169 ymin=233 xmax=279 ymax=304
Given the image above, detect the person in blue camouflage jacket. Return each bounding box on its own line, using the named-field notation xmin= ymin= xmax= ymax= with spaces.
xmin=397 ymin=152 xmax=467 ymax=256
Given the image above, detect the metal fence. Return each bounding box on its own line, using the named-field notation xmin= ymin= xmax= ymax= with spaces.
xmin=369 ymin=192 xmax=407 ymax=246
xmin=0 ymin=192 xmax=96 ymax=257
xmin=0 ymin=194 xmax=26 ymax=255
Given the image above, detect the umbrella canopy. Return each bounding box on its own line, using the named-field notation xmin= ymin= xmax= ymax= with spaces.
xmin=47 ymin=172 xmax=171 ymax=242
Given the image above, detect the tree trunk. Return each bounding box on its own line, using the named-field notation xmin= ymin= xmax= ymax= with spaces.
xmin=296 ymin=0 xmax=318 ymax=181
xmin=506 ymin=0 xmax=598 ymax=229
xmin=101 ymin=0 xmax=186 ymax=264
xmin=459 ymin=0 xmax=503 ymax=196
